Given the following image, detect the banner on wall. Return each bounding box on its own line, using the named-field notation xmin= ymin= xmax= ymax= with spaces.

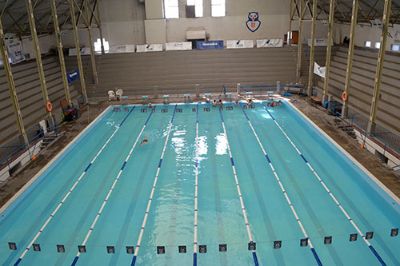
xmin=68 ymin=48 xmax=91 ymax=56
xmin=136 ymin=44 xmax=163 ymax=52
xmin=226 ymin=40 xmax=254 ymax=49
xmin=196 ymin=40 xmax=224 ymax=50
xmin=109 ymin=44 xmax=136 ymax=54
xmin=246 ymin=12 xmax=261 ymax=32
xmin=165 ymin=42 xmax=192 ymax=51
xmin=67 ymin=70 xmax=80 ymax=84
xmin=256 ymin=39 xmax=284 ymax=48
xmin=314 ymin=62 xmax=326 ymax=78
xmin=5 ymin=38 xmax=25 ymax=64
xmin=308 ymin=38 xmax=328 ymax=47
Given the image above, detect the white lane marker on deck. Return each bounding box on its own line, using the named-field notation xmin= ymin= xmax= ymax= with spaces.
xmin=240 ymin=107 xmax=322 ymax=265
xmin=264 ymin=108 xmax=386 ymax=265
xmin=71 ymin=109 xmax=155 ymax=265
xmin=131 ymin=105 xmax=177 ymax=265
xmin=14 ymin=107 xmax=135 ymax=265
xmin=218 ymin=108 xmax=259 ymax=265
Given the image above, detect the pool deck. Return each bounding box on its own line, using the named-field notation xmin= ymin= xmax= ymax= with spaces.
xmin=1 ymin=97 xmax=399 ymax=209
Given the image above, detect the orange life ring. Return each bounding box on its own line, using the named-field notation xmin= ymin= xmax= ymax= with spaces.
xmin=46 ymin=101 xmax=53 ymax=112
xmin=341 ymin=91 xmax=347 ymax=101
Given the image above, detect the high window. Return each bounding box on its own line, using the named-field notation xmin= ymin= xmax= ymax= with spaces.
xmin=94 ymin=38 xmax=109 ymax=53
xmin=165 ymin=0 xmax=179 ymax=18
xmin=391 ymin=44 xmax=400 ymax=52
xmin=211 ymin=0 xmax=225 ymax=17
xmin=187 ymin=0 xmax=203 ymax=17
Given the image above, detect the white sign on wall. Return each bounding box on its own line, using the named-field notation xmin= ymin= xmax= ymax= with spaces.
xmin=226 ymin=40 xmax=254 ymax=49
xmin=68 ymin=48 xmax=91 ymax=56
xmin=165 ymin=42 xmax=192 ymax=51
xmin=256 ymin=39 xmax=284 ymax=48
xmin=7 ymin=40 xmax=25 ymax=64
xmin=136 ymin=44 xmax=164 ymax=53
xmin=314 ymin=62 xmax=326 ymax=78
xmin=308 ymin=38 xmax=329 ymax=47
xmin=109 ymin=45 xmax=136 ymax=54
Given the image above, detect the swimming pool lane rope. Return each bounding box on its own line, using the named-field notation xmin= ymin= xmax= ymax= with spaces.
xmin=193 ymin=103 xmax=199 ymax=266
xmin=218 ymin=108 xmax=259 ymax=266
xmin=71 ymin=108 xmax=155 ymax=265
xmin=240 ymin=106 xmax=323 ymax=266
xmin=131 ymin=105 xmax=177 ymax=266
xmin=14 ymin=106 xmax=136 ymax=266
xmin=264 ymin=107 xmax=386 ymax=266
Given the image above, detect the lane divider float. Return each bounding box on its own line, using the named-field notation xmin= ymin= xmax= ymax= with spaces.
xmin=14 ymin=106 xmax=136 ymax=266
xmin=241 ymin=106 xmax=322 ymax=266
xmin=265 ymin=107 xmax=386 ymax=266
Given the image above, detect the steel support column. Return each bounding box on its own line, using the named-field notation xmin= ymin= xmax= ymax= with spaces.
xmin=26 ymin=0 xmax=53 ymax=119
xmin=84 ymin=0 xmax=98 ymax=84
xmin=0 ymin=18 xmax=28 ymax=145
xmin=69 ymin=0 xmax=88 ymax=103
xmin=341 ymin=0 xmax=358 ymax=118
xmin=289 ymin=0 xmax=294 ymax=35
xmin=51 ymin=0 xmax=71 ymax=105
xmin=322 ymin=0 xmax=335 ymax=103
xmin=86 ymin=23 xmax=98 ymax=84
xmin=307 ymin=0 xmax=317 ymax=96
xmin=96 ymin=0 xmax=105 ymax=55
xmin=296 ymin=0 xmax=306 ymax=82
xmin=367 ymin=0 xmax=392 ymax=133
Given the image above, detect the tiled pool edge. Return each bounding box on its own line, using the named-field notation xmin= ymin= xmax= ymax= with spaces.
xmin=0 ymin=106 xmax=112 ymax=215
xmin=286 ymin=100 xmax=400 ymax=205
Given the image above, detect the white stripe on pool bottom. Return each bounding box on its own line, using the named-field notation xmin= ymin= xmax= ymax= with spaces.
xmin=72 ymin=111 xmax=153 ymax=262
xmin=16 ymin=113 xmax=126 ymax=263
xmin=265 ymin=108 xmax=385 ymax=263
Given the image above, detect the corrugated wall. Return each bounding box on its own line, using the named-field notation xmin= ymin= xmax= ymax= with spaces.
xmin=315 ymin=46 xmax=400 ymax=135
xmin=301 ymin=46 xmax=328 ymax=87
xmin=0 ymin=56 xmax=81 ymax=145
xmin=66 ymin=47 xmax=299 ymax=98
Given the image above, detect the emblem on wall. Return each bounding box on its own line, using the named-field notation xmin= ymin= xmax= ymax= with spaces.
xmin=246 ymin=12 xmax=261 ymax=32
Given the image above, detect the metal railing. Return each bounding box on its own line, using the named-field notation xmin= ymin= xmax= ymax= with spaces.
xmin=332 ymin=106 xmax=400 ymax=160
xmin=0 ymin=122 xmax=60 ymax=176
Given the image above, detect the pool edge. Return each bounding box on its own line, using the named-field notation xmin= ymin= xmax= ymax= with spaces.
xmin=0 ymin=105 xmax=112 ymax=215
xmin=286 ymin=100 xmax=400 ymax=205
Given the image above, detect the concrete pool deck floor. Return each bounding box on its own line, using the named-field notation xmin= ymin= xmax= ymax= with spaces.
xmin=1 ymin=97 xmax=399 ymax=209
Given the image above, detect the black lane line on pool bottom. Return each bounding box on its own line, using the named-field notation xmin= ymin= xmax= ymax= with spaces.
xmin=131 ymin=105 xmax=177 ymax=266
xmin=264 ymin=107 xmax=387 ymax=266
xmin=71 ymin=108 xmax=155 ymax=266
xmin=13 ymin=106 xmax=136 ymax=266
xmin=219 ymin=108 xmax=259 ymax=266
xmin=240 ymin=105 xmax=323 ymax=266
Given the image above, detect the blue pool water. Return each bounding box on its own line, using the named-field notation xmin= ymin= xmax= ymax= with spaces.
xmin=0 ymin=102 xmax=399 ymax=266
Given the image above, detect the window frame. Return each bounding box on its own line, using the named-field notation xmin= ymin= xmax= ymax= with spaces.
xmin=391 ymin=43 xmax=400 ymax=52
xmin=94 ymin=38 xmax=109 ymax=53
xmin=211 ymin=0 xmax=226 ymax=17
xmin=164 ymin=0 xmax=179 ymax=19
xmin=187 ymin=0 xmax=203 ymax=18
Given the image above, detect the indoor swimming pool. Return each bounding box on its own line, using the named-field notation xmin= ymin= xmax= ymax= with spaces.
xmin=0 ymin=101 xmax=399 ymax=266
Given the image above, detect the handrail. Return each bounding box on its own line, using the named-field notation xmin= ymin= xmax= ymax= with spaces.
xmin=331 ymin=110 xmax=400 ymax=161
xmin=0 ymin=123 xmax=62 ymax=172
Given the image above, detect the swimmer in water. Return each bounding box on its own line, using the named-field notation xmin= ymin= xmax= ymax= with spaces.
xmin=141 ymin=137 xmax=148 ymax=145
